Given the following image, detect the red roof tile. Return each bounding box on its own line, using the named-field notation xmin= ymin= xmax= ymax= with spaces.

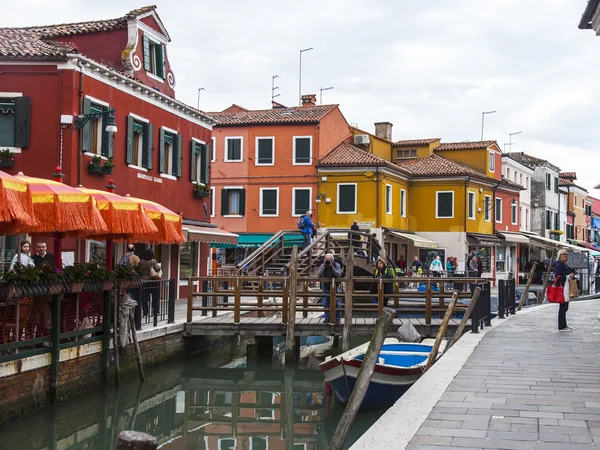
xmin=559 ymin=178 xmax=574 ymax=186
xmin=504 ymin=152 xmax=561 ymax=172
xmin=560 ymin=172 xmax=577 ymax=180
xmin=396 ymin=154 xmax=491 ymax=180
xmin=434 ymin=141 xmax=497 ymax=151
xmin=210 ymin=104 xmax=338 ymax=126
xmin=317 ymin=142 xmax=410 ymax=175
xmin=392 ymin=138 xmax=440 ymax=148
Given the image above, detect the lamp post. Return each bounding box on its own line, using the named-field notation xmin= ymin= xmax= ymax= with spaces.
xmin=75 ymin=108 xmax=118 ymax=133
xmin=299 ymin=47 xmax=314 ymax=106
xmin=481 ymin=110 xmax=496 ymax=141
xmin=320 ymin=86 xmax=334 ymax=105
xmin=508 ymin=131 xmax=523 ymax=153
xmin=197 ymin=88 xmax=205 ymax=109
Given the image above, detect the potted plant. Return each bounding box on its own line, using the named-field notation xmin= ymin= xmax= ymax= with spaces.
xmin=0 ymin=149 xmax=15 ymax=167
xmin=63 ymin=263 xmax=91 ymax=293
xmin=88 ymin=155 xmax=104 ymax=174
xmin=193 ymin=182 xmax=210 ymax=198
xmin=114 ymin=265 xmax=145 ymax=289
xmin=38 ymin=264 xmax=67 ymax=295
xmin=102 ymin=157 xmax=115 ymax=175
xmin=1 ymin=264 xmax=48 ymax=297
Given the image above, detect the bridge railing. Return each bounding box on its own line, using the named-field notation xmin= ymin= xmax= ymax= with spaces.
xmin=186 ymin=274 xmax=491 ymax=325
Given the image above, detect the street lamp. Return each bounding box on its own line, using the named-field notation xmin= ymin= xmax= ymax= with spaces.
xmin=197 ymin=88 xmax=205 ymax=109
xmin=299 ymin=47 xmax=314 ymax=106
xmin=508 ymin=131 xmax=523 ymax=152
xmin=75 ymin=108 xmax=118 ymax=133
xmin=320 ymin=86 xmax=333 ymax=105
xmin=481 ymin=110 xmax=496 ymax=141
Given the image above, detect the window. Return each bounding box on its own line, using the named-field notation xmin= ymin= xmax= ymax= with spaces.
xmin=260 ymin=188 xmax=279 ymax=217
xmin=292 ymin=188 xmax=311 ymax=216
xmin=159 ymin=127 xmax=182 ymax=177
xmin=554 ymin=212 xmax=559 ymax=230
xmin=210 ymin=187 xmax=215 ymax=217
xmin=225 ymin=137 xmax=243 ymax=162
xmin=82 ymin=97 xmax=114 ymax=158
xmin=385 ymin=184 xmax=392 ymax=214
xmin=0 ymin=95 xmax=29 ymax=150
xmin=258 ymin=392 xmax=276 ymax=420
xmin=190 ymin=139 xmax=209 ymax=185
xmin=519 ymin=173 xmax=523 ymax=186
xmin=546 ymin=210 xmax=552 ymax=230
xmin=513 ymin=172 xmax=517 ymax=182
xmin=400 ymin=189 xmax=406 ymax=217
xmin=488 ymin=151 xmax=495 ymax=172
xmin=250 ymin=437 xmax=268 ymax=450
xmin=566 ymin=223 xmax=574 ymax=239
xmin=395 ymin=149 xmax=417 ymax=160
xmin=525 ymin=177 xmax=529 ymax=189
xmin=468 ymin=192 xmax=476 ymax=219
xmin=143 ymin=34 xmax=165 ymax=79
xmin=218 ymin=439 xmax=237 ymax=450
xmin=525 ymin=208 xmax=529 ymax=230
xmin=495 ymin=198 xmax=502 ymax=223
xmin=546 ymin=173 xmax=551 ymax=190
xmin=221 ymin=188 xmax=246 ymax=216
xmin=511 ymin=202 xmax=517 ymax=225
xmin=436 ymin=191 xmax=454 ymax=218
xmin=211 ymin=137 xmax=216 ymax=162
xmin=293 ymin=136 xmax=312 ymax=165
xmin=256 ymin=137 xmax=274 ymax=165
xmin=337 ymin=183 xmax=357 ymax=214
xmin=506 ymin=168 xmax=510 ymax=179
xmin=179 ymin=242 xmax=198 ymax=278
xmin=484 ymin=195 xmax=491 ymax=221
xmin=126 ymin=114 xmax=153 ymax=169
xmin=554 ymin=176 xmax=559 ymax=194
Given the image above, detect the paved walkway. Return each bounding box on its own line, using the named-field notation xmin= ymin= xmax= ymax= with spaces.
xmin=405 ymin=299 xmax=600 ymax=449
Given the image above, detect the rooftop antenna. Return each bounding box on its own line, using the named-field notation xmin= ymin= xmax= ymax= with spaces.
xmin=271 ymin=75 xmax=281 ymax=104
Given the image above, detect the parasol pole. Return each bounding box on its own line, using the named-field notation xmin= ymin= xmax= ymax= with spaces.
xmin=105 ymin=178 xmax=116 ymax=270
xmin=52 ymin=166 xmax=65 ymax=268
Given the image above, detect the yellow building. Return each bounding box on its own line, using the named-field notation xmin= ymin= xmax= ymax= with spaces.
xmin=433 ymin=141 xmax=502 ymax=179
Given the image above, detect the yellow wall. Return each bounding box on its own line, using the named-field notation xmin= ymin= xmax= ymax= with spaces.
xmin=316 ymin=169 xmax=409 ymax=230
xmin=437 ymin=149 xmax=488 ymax=177
xmin=408 ymin=180 xmax=495 ymax=234
xmin=350 ymin=128 xmax=392 ymax=161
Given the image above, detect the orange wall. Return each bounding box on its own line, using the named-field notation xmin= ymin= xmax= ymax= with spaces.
xmin=317 ymin=108 xmax=352 ymax=158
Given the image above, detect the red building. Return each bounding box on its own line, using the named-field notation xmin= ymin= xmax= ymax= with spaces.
xmin=495 ymin=179 xmax=523 ymax=280
xmin=0 ymin=6 xmax=237 ymax=296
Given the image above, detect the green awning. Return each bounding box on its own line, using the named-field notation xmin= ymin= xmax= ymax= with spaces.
xmin=211 ymin=233 xmax=304 ymax=249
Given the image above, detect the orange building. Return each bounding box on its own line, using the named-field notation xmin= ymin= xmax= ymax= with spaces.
xmin=209 ymin=96 xmax=351 ymax=257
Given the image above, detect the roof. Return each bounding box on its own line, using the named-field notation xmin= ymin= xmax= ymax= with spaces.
xmin=499 ymin=177 xmax=524 ymax=191
xmin=395 ymin=154 xmax=493 ymax=180
xmin=0 ymin=6 xmax=158 ymax=60
xmin=350 ymin=126 xmax=393 ymax=145
xmin=559 ymin=178 xmax=574 ymax=187
xmin=504 ymin=152 xmax=561 ymax=172
xmin=560 ymin=172 xmax=577 ymax=180
xmin=317 ymin=142 xmax=410 ymax=175
xmin=209 ymin=104 xmax=337 ymax=127
xmin=392 ymin=138 xmax=440 ymax=148
xmin=579 ymin=0 xmax=600 ymax=29
xmin=434 ymin=141 xmax=497 ymax=152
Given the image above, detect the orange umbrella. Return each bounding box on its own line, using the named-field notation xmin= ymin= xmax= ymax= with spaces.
xmin=78 ymin=188 xmax=158 ymax=239
xmin=15 ymin=175 xmax=107 ymax=235
xmin=125 ymin=196 xmax=185 ymax=244
xmin=0 ymin=170 xmax=38 ymax=234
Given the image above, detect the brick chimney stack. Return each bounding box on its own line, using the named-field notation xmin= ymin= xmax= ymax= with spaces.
xmin=374 ymin=122 xmax=393 ymax=141
xmin=301 ymin=94 xmax=317 ymax=107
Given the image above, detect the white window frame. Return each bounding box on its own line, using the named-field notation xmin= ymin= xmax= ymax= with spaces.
xmin=224 ymin=136 xmax=244 ymax=162
xmin=222 ymin=186 xmax=244 ymax=218
xmin=191 ymin=137 xmax=206 ymax=184
xmin=435 ymin=191 xmax=454 ymax=219
xmin=488 ymin=151 xmax=495 ymax=172
xmin=495 ymin=198 xmax=502 ymax=223
xmin=400 ymin=189 xmax=406 ymax=218
xmin=484 ymin=195 xmax=491 ymax=222
xmin=211 ymin=136 xmax=216 ymax=162
xmin=468 ymin=191 xmax=476 ymax=220
xmin=210 ymin=186 xmax=215 ymax=217
xmin=259 ymin=187 xmax=279 ymax=217
xmin=249 ymin=437 xmax=269 ymax=450
xmin=292 ymin=136 xmax=313 ymax=166
xmin=292 ymin=187 xmax=312 ymax=217
xmin=385 ymin=184 xmax=392 ymax=214
xmin=0 ymin=92 xmax=23 ymax=153
xmin=337 ymin=183 xmax=357 ymax=214
xmin=218 ymin=438 xmax=237 ymax=450
xmin=255 ymin=136 xmax=275 ymax=166
xmin=512 ymin=202 xmax=518 ymax=225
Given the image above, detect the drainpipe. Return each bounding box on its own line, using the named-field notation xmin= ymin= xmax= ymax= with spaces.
xmin=375 ymin=167 xmax=380 ymax=229
xmin=77 ymin=60 xmax=85 ymax=187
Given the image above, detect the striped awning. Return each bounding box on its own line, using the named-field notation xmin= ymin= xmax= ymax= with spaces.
xmin=183 ymin=225 xmax=238 ymax=245
xmin=497 ymin=231 xmax=530 ymax=245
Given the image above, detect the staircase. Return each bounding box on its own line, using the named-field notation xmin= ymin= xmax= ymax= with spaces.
xmin=237 ymin=229 xmax=391 ymax=277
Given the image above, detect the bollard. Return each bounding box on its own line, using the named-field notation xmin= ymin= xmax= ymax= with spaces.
xmin=498 ymin=279 xmax=505 ymax=319
xmin=116 ymin=431 xmax=157 ymax=449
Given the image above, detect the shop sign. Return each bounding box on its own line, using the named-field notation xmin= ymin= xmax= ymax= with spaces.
xmin=137 ymin=173 xmax=163 ymax=183
xmin=357 ymin=222 xmax=374 ymax=227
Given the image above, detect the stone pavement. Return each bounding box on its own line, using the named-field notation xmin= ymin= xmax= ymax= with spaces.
xmin=406 ymin=298 xmax=600 ymax=449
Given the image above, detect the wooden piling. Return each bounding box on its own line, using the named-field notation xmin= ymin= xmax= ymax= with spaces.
xmin=342 ymin=252 xmax=354 ymax=352
xmin=448 ymin=287 xmax=481 ymax=349
xmin=128 ymin=311 xmax=145 ymax=382
xmin=115 ymin=430 xmax=157 ymax=449
xmin=518 ymin=262 xmax=538 ymax=311
xmin=285 ymin=246 xmax=298 ymax=364
xmin=257 ymin=278 xmax=264 ymax=318
xmin=186 ymin=277 xmax=193 ymax=323
xmin=539 ymin=250 xmax=556 ymax=306
xmin=234 ymin=277 xmax=241 ymax=323
xmin=425 ymin=290 xmax=459 ymax=371
xmin=425 ymin=281 xmax=432 ymax=325
xmin=329 ymin=280 xmax=336 ymax=324
xmin=328 ymin=307 xmax=396 ymax=450
xmin=113 ymin=291 xmax=121 ymax=386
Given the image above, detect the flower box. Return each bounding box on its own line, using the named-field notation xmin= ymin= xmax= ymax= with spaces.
xmin=0 ymin=159 xmax=14 ymax=168
xmin=118 ymin=279 xmax=131 ymax=290
xmin=88 ymin=163 xmax=105 ymax=174
xmin=193 ymin=189 xmax=210 ymax=198
xmin=47 ymin=283 xmax=65 ymax=295
xmin=22 ymin=284 xmax=48 ymax=297
xmin=0 ymin=284 xmax=23 ymax=299
xmin=102 ymin=280 xmax=114 ymax=291
xmin=101 ymin=165 xmax=114 ymax=175
xmin=69 ymin=281 xmax=85 ymax=293
xmin=84 ymin=281 xmax=102 ymax=292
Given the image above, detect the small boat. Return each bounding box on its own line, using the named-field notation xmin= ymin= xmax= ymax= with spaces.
xmin=319 ymin=338 xmax=446 ymax=410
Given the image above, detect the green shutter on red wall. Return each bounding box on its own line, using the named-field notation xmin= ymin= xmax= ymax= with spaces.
xmin=143 ymin=34 xmax=151 ymax=72
xmin=161 ymin=45 xmax=167 ymax=79
xmin=202 ymin=144 xmax=210 ymax=185
xmin=145 ymin=122 xmax=154 ymax=170
xmin=14 ymin=97 xmax=30 ymax=148
xmin=158 ymin=128 xmax=165 ymax=173
xmin=190 ymin=141 xmax=197 ymax=182
xmin=126 ymin=115 xmax=134 ymax=164
xmin=239 ymin=189 xmax=246 ymax=216
xmin=221 ymin=188 xmax=229 ymax=216
xmin=82 ymin=98 xmax=93 ymax=152
xmin=176 ymin=134 xmax=183 ymax=178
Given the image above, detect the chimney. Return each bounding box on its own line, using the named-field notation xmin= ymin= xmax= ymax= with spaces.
xmin=374 ymin=122 xmax=393 ymax=141
xmin=301 ymin=94 xmax=317 ymax=107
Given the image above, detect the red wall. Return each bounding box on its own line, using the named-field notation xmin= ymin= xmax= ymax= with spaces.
xmin=496 ymin=187 xmax=520 ymax=232
xmin=53 ymin=29 xmax=127 ymax=70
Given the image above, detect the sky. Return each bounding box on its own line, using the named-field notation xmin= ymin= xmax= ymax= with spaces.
xmin=4 ymin=0 xmax=600 ymax=193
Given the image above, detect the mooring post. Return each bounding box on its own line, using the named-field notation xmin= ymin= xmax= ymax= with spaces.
xmin=518 ymin=262 xmax=537 ymax=311
xmin=425 ymin=290 xmax=459 ymax=371
xmin=234 ymin=277 xmax=241 ymax=323
xmin=448 ymin=287 xmax=481 ymax=349
xmin=187 ymin=277 xmax=193 ymax=323
xmin=115 ymin=431 xmax=157 ymax=449
xmin=342 ymin=252 xmax=354 ymax=352
xmin=425 ymin=280 xmax=432 ymax=325
xmin=113 ymin=290 xmax=121 ymax=386
xmin=329 ymin=307 xmax=396 ymax=450
xmin=285 ymin=246 xmax=298 ymax=364
xmin=50 ymin=293 xmax=60 ymax=403
xmin=539 ymin=249 xmax=556 ymax=306
xmin=102 ymin=290 xmax=112 ymax=381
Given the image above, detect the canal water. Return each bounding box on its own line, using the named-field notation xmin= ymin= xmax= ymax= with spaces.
xmin=0 ymin=336 xmax=386 ymax=450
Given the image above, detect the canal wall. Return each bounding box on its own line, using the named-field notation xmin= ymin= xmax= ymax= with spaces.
xmin=0 ymin=322 xmax=238 ymax=424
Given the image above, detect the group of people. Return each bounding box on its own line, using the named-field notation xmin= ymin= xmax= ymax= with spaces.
xmin=9 ymin=241 xmax=54 ymax=271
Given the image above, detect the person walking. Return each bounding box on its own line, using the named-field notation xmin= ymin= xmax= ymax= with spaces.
xmin=317 ymin=253 xmax=342 ymax=323
xmin=371 ymin=258 xmax=397 ymax=307
xmin=430 ymin=255 xmax=443 ymax=289
xmin=138 ymin=249 xmax=162 ymax=317
xmin=300 ymin=211 xmax=315 ymax=250
xmin=445 ymin=256 xmax=456 ymax=289
xmin=9 ymin=241 xmax=35 ymax=271
xmin=350 ymin=220 xmax=362 ymax=254
xmin=554 ymin=249 xmax=576 ymax=331
xmin=32 ymin=241 xmax=54 ymax=267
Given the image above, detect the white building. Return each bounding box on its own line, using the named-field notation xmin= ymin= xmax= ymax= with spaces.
xmin=502 ymin=155 xmax=533 ymax=232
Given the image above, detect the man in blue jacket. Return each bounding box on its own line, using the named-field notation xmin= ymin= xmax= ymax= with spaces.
xmin=300 ymin=210 xmax=315 ymax=250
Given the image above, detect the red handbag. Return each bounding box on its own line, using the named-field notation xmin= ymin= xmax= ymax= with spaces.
xmin=547 ymin=282 xmax=565 ymax=304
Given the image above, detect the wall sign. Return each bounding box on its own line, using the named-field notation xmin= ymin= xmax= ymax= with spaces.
xmin=137 ymin=173 xmax=163 ymax=183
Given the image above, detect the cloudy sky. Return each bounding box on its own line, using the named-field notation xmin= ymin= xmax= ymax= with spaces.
xmin=5 ymin=0 xmax=600 ymax=193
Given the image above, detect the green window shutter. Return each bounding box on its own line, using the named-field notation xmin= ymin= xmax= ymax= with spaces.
xmin=14 ymin=97 xmax=30 ymax=148
xmin=176 ymin=134 xmax=183 ymax=178
xmin=190 ymin=141 xmax=197 ymax=181
xmin=104 ymin=130 xmax=114 ymax=159
xmin=143 ymin=34 xmax=151 ymax=72
xmin=239 ymin=189 xmax=246 ymax=216
xmin=202 ymin=144 xmax=210 ymax=185
xmin=126 ymin=115 xmax=134 ymax=164
xmin=145 ymin=122 xmax=154 ymax=170
xmin=82 ymin=98 xmax=93 ymax=152
xmin=159 ymin=128 xmax=165 ymax=173
xmin=221 ymin=189 xmax=229 ymax=216
xmin=161 ymin=45 xmax=167 ymax=79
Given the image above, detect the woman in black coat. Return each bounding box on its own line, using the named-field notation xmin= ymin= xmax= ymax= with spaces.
xmin=553 ymin=249 xmax=576 ymax=331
